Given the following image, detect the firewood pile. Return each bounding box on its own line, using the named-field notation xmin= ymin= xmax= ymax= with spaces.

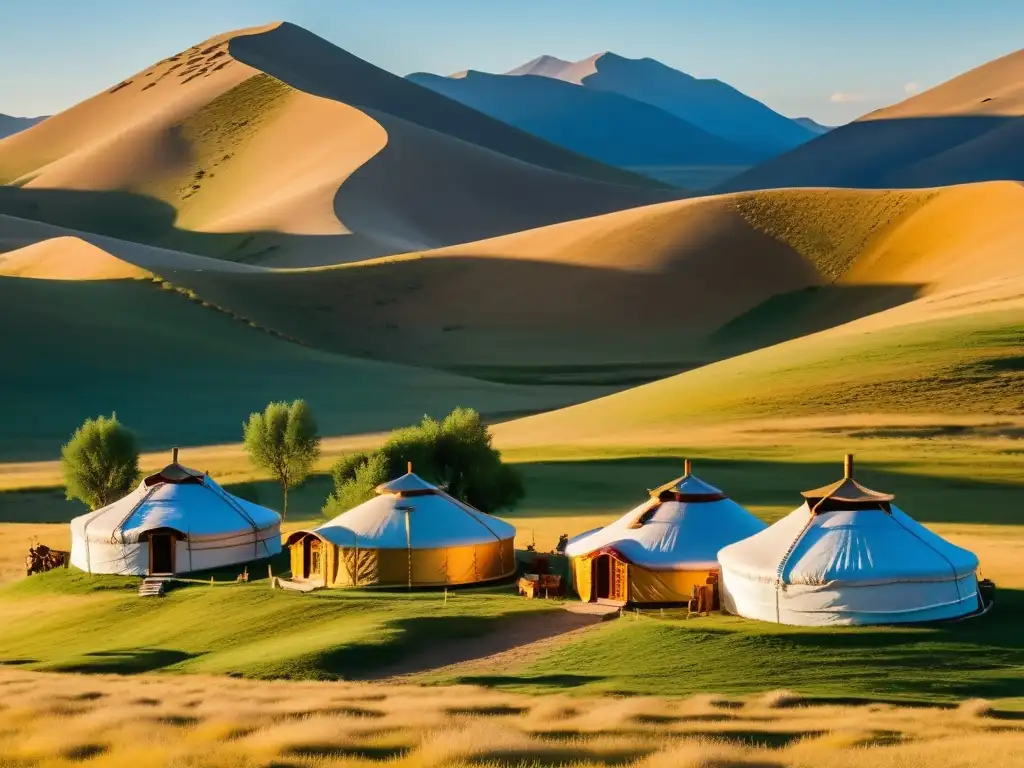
xmin=25 ymin=544 xmax=69 ymax=576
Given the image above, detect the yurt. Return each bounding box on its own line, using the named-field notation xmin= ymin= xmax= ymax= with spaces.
xmin=286 ymin=465 xmax=516 ymax=588
xmin=70 ymin=450 xmax=282 ymax=576
xmin=718 ymin=455 xmax=981 ymax=626
xmin=565 ymin=461 xmax=767 ymax=605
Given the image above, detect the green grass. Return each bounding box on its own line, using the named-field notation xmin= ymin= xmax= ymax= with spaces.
xmin=0 ymin=276 xmax=595 ymax=461
xmin=442 ymin=595 xmax=1024 ymax=704
xmin=0 ymin=570 xmax=555 ymax=679
xmin=499 ymin=307 xmax=1024 ymax=447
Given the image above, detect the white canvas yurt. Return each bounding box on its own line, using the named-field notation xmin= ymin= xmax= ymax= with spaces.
xmin=566 ymin=460 xmax=767 ymax=604
xmin=70 ymin=450 xmax=282 ymax=576
xmin=286 ymin=465 xmax=516 ymax=588
xmin=718 ymin=455 xmax=981 ymax=626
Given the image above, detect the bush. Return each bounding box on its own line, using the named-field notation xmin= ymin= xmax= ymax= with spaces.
xmin=61 ymin=414 xmax=140 ymax=510
xmin=323 ymin=407 xmax=523 ymax=516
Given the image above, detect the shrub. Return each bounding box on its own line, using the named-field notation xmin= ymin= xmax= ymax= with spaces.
xmin=323 ymin=407 xmax=522 ymax=516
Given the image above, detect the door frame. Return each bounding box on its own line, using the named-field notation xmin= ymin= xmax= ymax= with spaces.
xmin=592 ymin=552 xmax=628 ymax=605
xmin=303 ymin=536 xmax=323 ymax=580
xmin=148 ymin=533 xmax=176 ymax=575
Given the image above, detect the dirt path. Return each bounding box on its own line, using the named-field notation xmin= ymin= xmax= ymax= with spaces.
xmin=368 ymin=608 xmax=613 ymax=682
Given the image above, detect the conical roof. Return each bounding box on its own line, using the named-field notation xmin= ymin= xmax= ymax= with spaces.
xmin=650 ymin=460 xmax=727 ymax=501
xmin=307 ymin=466 xmax=516 ymax=548
xmin=143 ymin=449 xmax=205 ymax=486
xmin=565 ymin=461 xmax=766 ymax=569
xmin=801 ymin=454 xmax=894 ymax=512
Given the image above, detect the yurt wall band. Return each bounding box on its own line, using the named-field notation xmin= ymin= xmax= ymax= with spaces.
xmin=70 ymin=451 xmax=282 ymax=576
xmin=565 ymin=460 xmax=766 ymax=605
xmin=718 ymin=454 xmax=981 ymax=626
xmin=286 ymin=468 xmax=517 ymax=588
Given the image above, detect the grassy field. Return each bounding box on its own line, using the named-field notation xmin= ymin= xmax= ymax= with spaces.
xmin=0 ymin=274 xmax=605 ymax=461
xmin=2 ymin=668 xmax=1022 ymax=768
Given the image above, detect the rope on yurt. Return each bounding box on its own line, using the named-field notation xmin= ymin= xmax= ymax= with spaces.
xmin=436 ymin=488 xmax=509 ymax=576
xmin=103 ymin=485 xmax=160 ymax=546
xmin=204 ymin=478 xmax=266 ymax=558
xmin=773 ymin=512 xmax=817 ymax=621
xmin=887 ymin=512 xmax=965 ymax=602
xmin=404 ymin=506 xmax=413 ymax=589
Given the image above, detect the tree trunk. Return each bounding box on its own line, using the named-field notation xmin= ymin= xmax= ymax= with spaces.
xmin=282 ymin=481 xmax=289 ymax=522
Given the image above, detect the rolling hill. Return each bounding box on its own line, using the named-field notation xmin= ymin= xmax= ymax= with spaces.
xmin=724 ymin=47 xmax=1024 ymax=190
xmin=504 ymin=52 xmax=816 ymax=157
xmin=0 ymin=22 xmax=669 ymax=266
xmin=107 ymin=182 xmax=1024 ymax=386
xmin=0 ymin=232 xmax=606 ymax=459
xmin=0 ymin=114 xmax=45 ymax=140
xmin=407 ymin=70 xmax=757 ymax=175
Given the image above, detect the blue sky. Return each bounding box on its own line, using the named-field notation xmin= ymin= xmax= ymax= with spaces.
xmin=2 ymin=0 xmax=1023 ymax=123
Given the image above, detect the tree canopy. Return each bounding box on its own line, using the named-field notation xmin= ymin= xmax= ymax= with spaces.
xmin=325 ymin=407 xmax=522 ymax=516
xmin=61 ymin=414 xmax=140 ymax=510
xmin=243 ymin=399 xmax=321 ymax=519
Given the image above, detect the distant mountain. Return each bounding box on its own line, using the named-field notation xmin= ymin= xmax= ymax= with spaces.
xmin=408 ymin=70 xmax=758 ymax=171
xmin=792 ymin=117 xmax=833 ymax=134
xmin=0 ymin=114 xmax=46 ymax=140
xmin=722 ymin=47 xmax=1024 ymax=191
xmin=502 ymin=52 xmax=816 ymax=158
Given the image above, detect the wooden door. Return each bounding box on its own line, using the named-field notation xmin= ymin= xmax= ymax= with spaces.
xmin=150 ymin=534 xmax=174 ymax=575
xmin=610 ymin=558 xmax=628 ymax=602
xmin=306 ymin=538 xmax=322 ymax=579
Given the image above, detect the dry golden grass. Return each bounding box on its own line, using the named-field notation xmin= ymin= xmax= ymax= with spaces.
xmin=0 ymin=668 xmax=1019 ymax=767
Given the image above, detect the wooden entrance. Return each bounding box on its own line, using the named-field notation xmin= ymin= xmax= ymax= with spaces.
xmin=304 ymin=537 xmax=322 ymax=580
xmin=149 ymin=534 xmax=174 ymax=575
xmin=593 ymin=553 xmax=628 ymax=603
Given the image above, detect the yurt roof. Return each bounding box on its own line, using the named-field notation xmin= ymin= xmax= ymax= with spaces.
xmin=296 ymin=470 xmax=516 ymax=549
xmin=718 ymin=454 xmax=978 ymax=586
xmin=801 ymin=454 xmax=894 ymax=510
xmin=70 ymin=454 xmax=281 ymax=544
xmin=565 ymin=462 xmax=766 ymax=570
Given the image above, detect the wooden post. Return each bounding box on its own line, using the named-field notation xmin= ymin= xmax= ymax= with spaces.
xmin=684 ymin=458 xmax=691 ymax=476
xmin=268 ymin=564 xmax=274 ymax=589
xmin=844 ymin=453 xmax=854 ymax=479
xmin=172 ymin=447 xmax=178 ymax=463
xmin=210 ymin=576 xmax=214 ymax=586
xmin=407 ymin=461 xmax=413 ymax=474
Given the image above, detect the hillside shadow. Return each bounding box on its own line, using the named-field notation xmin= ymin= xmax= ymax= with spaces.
xmin=709 ymin=283 xmax=925 ymax=354
xmin=722 ymin=115 xmax=1024 ymax=191
xmin=510 ymin=455 xmax=1024 ymax=526
xmin=49 ymin=648 xmax=198 ymax=674
xmin=0 ymin=185 xmax=340 ymax=264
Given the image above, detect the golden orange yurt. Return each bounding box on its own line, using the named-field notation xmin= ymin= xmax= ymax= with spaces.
xmin=566 ymin=461 xmax=766 ymax=605
xmin=286 ymin=467 xmax=516 ymax=588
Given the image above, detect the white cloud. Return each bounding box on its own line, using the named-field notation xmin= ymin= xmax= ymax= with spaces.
xmin=829 ymin=91 xmax=866 ymax=103
xmin=904 ymin=82 xmax=921 ymax=94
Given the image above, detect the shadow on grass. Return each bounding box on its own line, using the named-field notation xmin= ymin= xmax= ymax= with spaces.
xmin=49 ymin=648 xmax=198 ymax=674
xmin=455 ymin=674 xmax=605 ymax=689
xmin=285 ymin=745 xmax=410 ymax=761
xmin=511 ymin=455 xmax=1024 ymax=525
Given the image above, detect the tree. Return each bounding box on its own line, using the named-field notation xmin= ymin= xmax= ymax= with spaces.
xmin=324 ymin=407 xmax=522 ymax=516
xmin=243 ymin=400 xmax=321 ymax=520
xmin=61 ymin=414 xmax=140 ymax=510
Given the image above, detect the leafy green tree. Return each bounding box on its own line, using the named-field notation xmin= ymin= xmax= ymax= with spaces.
xmin=243 ymin=400 xmax=321 ymax=520
xmin=323 ymin=407 xmax=522 ymax=516
xmin=61 ymin=414 xmax=140 ymax=509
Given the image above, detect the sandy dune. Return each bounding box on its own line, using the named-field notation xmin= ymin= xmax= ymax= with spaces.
xmin=147 ymin=181 xmax=1024 ymax=375
xmin=725 ymin=47 xmax=1024 ymax=190
xmin=0 ymin=22 xmax=669 ymax=267
xmin=0 ymin=214 xmax=266 ymax=275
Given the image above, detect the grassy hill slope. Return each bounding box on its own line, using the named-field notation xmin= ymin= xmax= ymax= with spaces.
xmin=160 ymin=182 xmax=1023 ymax=381
xmin=0 ymin=274 xmax=600 ymax=460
